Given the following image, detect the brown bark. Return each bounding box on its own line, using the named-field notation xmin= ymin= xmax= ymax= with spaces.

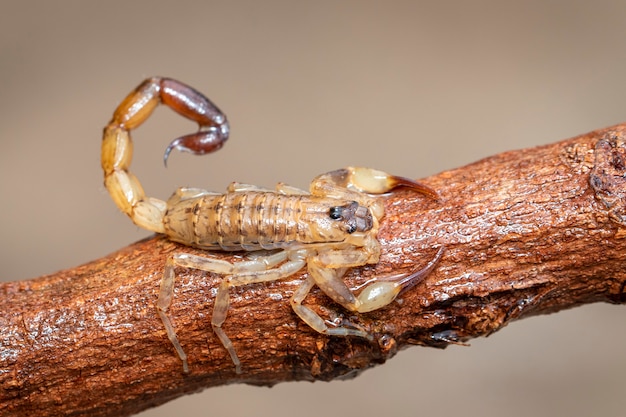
xmin=2 ymin=123 xmax=626 ymax=416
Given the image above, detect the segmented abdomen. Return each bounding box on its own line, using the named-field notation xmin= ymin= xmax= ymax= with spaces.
xmin=163 ymin=191 xmax=312 ymax=251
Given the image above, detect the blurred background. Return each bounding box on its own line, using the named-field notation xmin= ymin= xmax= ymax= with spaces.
xmin=2 ymin=2 xmax=626 ymax=416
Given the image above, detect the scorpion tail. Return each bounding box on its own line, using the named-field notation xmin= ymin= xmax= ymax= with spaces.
xmin=102 ymin=77 xmax=229 ymax=232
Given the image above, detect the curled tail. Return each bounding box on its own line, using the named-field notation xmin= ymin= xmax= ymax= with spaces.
xmin=101 ymin=77 xmax=229 ymax=233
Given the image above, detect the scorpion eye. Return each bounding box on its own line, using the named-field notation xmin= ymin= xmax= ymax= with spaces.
xmin=346 ymin=224 xmax=357 ymax=234
xmin=329 ymin=206 xmax=343 ymax=220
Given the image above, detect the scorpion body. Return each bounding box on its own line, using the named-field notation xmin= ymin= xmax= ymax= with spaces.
xmin=164 ymin=188 xmax=376 ymax=251
xmin=102 ymin=77 xmax=444 ymax=374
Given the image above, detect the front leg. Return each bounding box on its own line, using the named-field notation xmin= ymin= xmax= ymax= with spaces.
xmin=290 ymin=247 xmax=444 ymax=339
xmin=290 ymin=275 xmax=372 ymax=340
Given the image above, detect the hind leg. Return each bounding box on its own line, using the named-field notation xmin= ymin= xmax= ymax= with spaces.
xmin=157 ymin=250 xmax=306 ymax=373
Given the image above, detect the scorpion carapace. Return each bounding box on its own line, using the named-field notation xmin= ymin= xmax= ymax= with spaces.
xmin=102 ymin=77 xmax=444 ymax=374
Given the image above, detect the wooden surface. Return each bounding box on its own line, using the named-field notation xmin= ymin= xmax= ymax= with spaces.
xmin=2 ymin=124 xmax=626 ymax=416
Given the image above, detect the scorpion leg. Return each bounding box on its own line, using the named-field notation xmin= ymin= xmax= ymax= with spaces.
xmin=225 ymin=182 xmax=309 ymax=195
xmin=211 ymin=250 xmax=307 ymax=373
xmin=157 ymin=253 xmax=238 ymax=374
xmin=226 ymin=182 xmax=275 ymax=193
xmin=166 ymin=187 xmax=221 ymax=206
xmin=275 ymin=182 xmax=310 ymax=195
xmin=290 ymin=275 xmax=372 ymax=340
xmin=157 ymin=250 xmax=307 ymax=373
xmin=290 ymin=247 xmax=444 ymax=338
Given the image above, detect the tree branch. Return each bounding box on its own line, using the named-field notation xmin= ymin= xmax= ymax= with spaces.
xmin=2 ymin=123 xmax=626 ymax=416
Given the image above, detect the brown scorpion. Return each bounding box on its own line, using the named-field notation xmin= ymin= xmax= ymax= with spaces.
xmin=101 ymin=77 xmax=444 ymax=374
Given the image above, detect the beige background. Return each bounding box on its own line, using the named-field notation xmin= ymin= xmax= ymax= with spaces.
xmin=2 ymin=2 xmax=626 ymax=416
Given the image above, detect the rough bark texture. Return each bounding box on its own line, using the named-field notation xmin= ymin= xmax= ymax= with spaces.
xmin=2 ymin=123 xmax=626 ymax=416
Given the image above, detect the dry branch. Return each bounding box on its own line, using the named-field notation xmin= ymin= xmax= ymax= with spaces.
xmin=2 ymin=123 xmax=626 ymax=416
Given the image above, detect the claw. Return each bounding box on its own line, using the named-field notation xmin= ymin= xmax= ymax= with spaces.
xmin=348 ymin=167 xmax=439 ymax=199
xmin=355 ymin=246 xmax=444 ymax=312
xmin=394 ymin=246 xmax=445 ymax=293
xmin=312 ymin=167 xmax=439 ymax=200
xmin=385 ymin=174 xmax=439 ymax=200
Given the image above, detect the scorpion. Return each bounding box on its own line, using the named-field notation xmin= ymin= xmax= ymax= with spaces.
xmin=101 ymin=77 xmax=444 ymax=374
